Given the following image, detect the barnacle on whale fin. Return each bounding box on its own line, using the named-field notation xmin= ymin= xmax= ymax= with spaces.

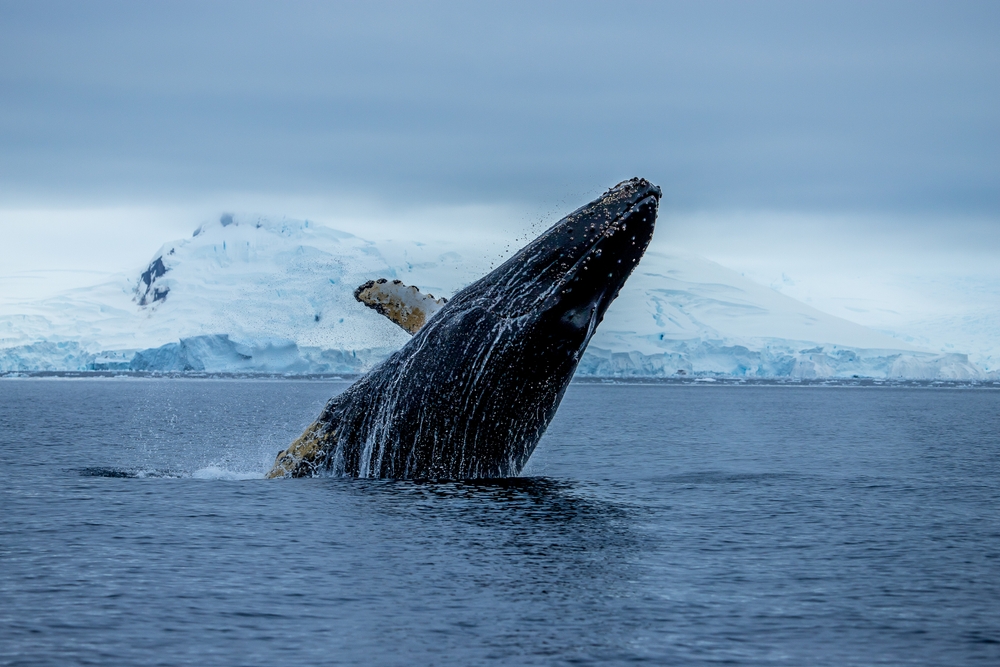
xmin=354 ymin=279 xmax=448 ymax=335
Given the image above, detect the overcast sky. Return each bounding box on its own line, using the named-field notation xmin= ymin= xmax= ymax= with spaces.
xmin=1 ymin=0 xmax=998 ymax=315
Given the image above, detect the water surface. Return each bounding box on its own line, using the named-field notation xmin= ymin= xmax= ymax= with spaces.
xmin=1 ymin=380 xmax=998 ymax=665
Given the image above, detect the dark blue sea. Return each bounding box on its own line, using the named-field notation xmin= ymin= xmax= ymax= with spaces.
xmin=1 ymin=379 xmax=998 ymax=666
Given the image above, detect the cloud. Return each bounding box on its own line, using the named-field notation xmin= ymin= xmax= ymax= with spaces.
xmin=1 ymin=0 xmax=997 ymax=216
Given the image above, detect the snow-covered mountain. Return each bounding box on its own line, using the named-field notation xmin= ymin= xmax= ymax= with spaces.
xmin=0 ymin=214 xmax=481 ymax=374
xmin=583 ymin=253 xmax=986 ymax=379
xmin=0 ymin=214 xmax=991 ymax=379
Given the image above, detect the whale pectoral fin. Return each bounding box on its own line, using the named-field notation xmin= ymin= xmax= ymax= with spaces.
xmin=266 ymin=421 xmax=332 ymax=478
xmin=354 ymin=278 xmax=448 ymax=334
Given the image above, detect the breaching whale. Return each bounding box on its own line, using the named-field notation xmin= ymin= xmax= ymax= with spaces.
xmin=267 ymin=177 xmax=660 ymax=479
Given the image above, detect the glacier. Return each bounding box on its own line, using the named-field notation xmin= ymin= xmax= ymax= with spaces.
xmin=0 ymin=214 xmax=994 ymax=380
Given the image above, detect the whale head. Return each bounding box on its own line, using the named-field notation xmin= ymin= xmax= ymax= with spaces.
xmin=432 ymin=177 xmax=660 ymax=364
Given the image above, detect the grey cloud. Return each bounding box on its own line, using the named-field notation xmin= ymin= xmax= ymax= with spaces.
xmin=1 ymin=0 xmax=998 ymax=215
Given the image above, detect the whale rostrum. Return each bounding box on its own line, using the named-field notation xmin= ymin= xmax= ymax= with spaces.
xmin=267 ymin=177 xmax=661 ymax=479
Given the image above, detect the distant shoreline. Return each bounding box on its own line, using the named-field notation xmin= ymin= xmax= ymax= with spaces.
xmin=2 ymin=370 xmax=997 ymax=389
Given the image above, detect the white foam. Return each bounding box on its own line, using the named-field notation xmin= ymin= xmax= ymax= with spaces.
xmin=191 ymin=466 xmax=265 ymax=481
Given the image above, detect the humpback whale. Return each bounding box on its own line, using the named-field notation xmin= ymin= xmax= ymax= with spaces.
xmin=268 ymin=177 xmax=660 ymax=479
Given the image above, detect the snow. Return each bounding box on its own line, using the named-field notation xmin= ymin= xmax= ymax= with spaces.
xmin=0 ymin=214 xmax=994 ymax=379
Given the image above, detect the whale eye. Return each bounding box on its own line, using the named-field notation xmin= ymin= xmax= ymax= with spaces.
xmin=561 ymin=305 xmax=593 ymax=331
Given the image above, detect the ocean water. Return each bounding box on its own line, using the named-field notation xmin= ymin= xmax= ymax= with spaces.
xmin=1 ymin=379 xmax=998 ymax=666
